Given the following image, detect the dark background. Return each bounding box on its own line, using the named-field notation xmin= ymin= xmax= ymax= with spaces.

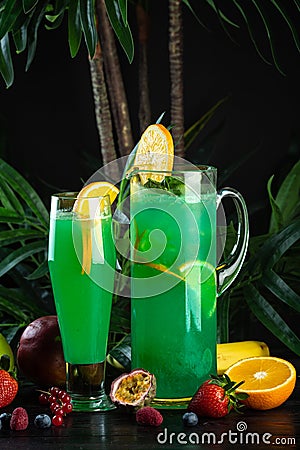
xmin=0 ymin=1 xmax=299 ymax=235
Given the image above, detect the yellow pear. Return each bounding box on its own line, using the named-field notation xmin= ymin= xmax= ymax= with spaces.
xmin=0 ymin=333 xmax=14 ymax=370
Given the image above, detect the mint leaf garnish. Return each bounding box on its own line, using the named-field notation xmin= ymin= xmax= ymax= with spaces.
xmin=144 ymin=176 xmax=184 ymax=195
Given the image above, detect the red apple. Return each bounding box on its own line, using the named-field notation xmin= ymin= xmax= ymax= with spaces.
xmin=17 ymin=315 xmax=66 ymax=387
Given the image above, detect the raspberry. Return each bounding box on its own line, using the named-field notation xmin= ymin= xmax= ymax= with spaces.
xmin=136 ymin=406 xmax=163 ymax=427
xmin=10 ymin=407 xmax=29 ymax=431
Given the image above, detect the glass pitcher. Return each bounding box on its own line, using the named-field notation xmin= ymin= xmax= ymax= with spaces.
xmin=128 ymin=160 xmax=249 ymax=408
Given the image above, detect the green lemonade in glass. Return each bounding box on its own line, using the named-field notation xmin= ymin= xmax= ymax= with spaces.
xmin=130 ymin=179 xmax=217 ymax=406
xmin=48 ymin=193 xmax=116 ymax=411
xmin=48 ymin=214 xmax=115 ymax=364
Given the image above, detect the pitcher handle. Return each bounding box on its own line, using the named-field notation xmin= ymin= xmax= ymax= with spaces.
xmin=216 ymin=187 xmax=249 ymax=296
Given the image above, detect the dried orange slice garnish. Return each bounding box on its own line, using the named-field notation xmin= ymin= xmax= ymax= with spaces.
xmin=73 ymin=182 xmax=119 ymax=275
xmin=225 ymin=356 xmax=296 ymax=410
xmin=134 ymin=124 xmax=174 ymax=184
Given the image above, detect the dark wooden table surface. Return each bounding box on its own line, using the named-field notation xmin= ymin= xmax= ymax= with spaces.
xmin=1 ymin=357 xmax=299 ymax=450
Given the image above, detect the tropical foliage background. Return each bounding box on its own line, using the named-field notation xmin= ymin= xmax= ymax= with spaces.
xmin=0 ymin=1 xmax=299 ymax=356
xmin=1 ymin=1 xmax=299 ymax=162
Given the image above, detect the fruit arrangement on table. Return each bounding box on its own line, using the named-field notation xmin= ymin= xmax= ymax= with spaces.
xmin=0 ymin=319 xmax=297 ymax=430
xmin=0 ymin=124 xmax=297 ymax=430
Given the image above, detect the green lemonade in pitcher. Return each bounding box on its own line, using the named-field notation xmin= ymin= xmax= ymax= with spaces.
xmin=131 ymin=182 xmax=217 ymax=403
xmin=48 ymin=212 xmax=116 ymax=365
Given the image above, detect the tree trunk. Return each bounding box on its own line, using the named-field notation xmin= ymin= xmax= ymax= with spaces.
xmin=89 ymin=40 xmax=119 ymax=181
xmin=96 ymin=0 xmax=134 ymax=156
xmin=136 ymin=2 xmax=151 ymax=134
xmin=169 ymin=0 xmax=185 ymax=157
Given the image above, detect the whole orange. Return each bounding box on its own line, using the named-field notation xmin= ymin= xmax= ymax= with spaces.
xmin=17 ymin=315 xmax=66 ymax=387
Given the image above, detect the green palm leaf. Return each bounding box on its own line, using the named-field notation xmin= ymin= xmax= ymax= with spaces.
xmin=22 ymin=0 xmax=39 ymax=14
xmin=232 ymin=0 xmax=271 ymax=65
xmin=0 ymin=34 xmax=13 ymax=87
xmin=0 ymin=178 xmax=24 ymax=214
xmin=251 ymin=0 xmax=285 ymax=75
xmin=0 ymin=285 xmax=46 ymax=317
xmin=45 ymin=11 xmax=65 ymax=31
xmin=45 ymin=0 xmax=68 ymax=30
xmin=202 ymin=0 xmax=300 ymax=74
xmin=247 ymin=220 xmax=300 ymax=274
xmin=68 ymin=0 xmax=82 ymax=58
xmin=118 ymin=0 xmax=127 ymax=25
xmin=182 ymin=0 xmax=210 ymax=29
xmin=0 ymin=229 xmax=45 ymax=246
xmin=2 ymin=255 xmax=49 ymax=305
xmin=204 ymin=0 xmax=239 ymax=27
xmin=12 ymin=22 xmax=29 ymax=53
xmin=0 ymin=0 xmax=23 ymax=41
xmin=244 ymin=284 xmax=300 ymax=355
xmin=268 ymin=160 xmax=300 ymax=233
xmin=0 ymin=295 xmax=29 ymax=321
xmin=51 ymin=0 xmax=69 ymax=16
xmin=25 ymin=1 xmax=48 ymax=71
xmin=0 ymin=208 xmax=25 ymax=224
xmin=267 ymin=175 xmax=283 ymax=233
xmin=104 ymin=0 xmax=134 ymax=63
xmin=80 ymin=0 xmax=96 ymax=58
xmin=25 ymin=259 xmax=49 ymax=280
xmin=293 ymin=0 xmax=300 ymax=12
xmin=269 ymin=0 xmax=300 ymax=53
xmin=184 ymin=97 xmax=228 ymax=151
xmin=0 ymin=158 xmax=49 ymax=227
xmin=0 ymin=241 xmax=47 ymax=278
xmin=262 ymin=270 xmax=300 ymax=313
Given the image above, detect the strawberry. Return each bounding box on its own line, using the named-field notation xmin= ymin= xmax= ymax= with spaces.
xmin=0 ymin=354 xmax=18 ymax=408
xmin=188 ymin=374 xmax=248 ymax=418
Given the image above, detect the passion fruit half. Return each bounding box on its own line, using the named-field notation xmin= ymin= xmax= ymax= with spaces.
xmin=110 ymin=368 xmax=156 ymax=410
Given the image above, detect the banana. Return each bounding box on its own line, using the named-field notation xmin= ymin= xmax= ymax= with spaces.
xmin=217 ymin=341 xmax=270 ymax=375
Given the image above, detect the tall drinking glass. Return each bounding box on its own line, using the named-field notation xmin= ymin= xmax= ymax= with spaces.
xmin=48 ymin=192 xmax=116 ymax=411
xmin=129 ymin=162 xmax=249 ymax=408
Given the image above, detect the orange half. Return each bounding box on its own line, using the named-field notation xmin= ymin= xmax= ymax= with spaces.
xmin=225 ymin=356 xmax=296 ymax=410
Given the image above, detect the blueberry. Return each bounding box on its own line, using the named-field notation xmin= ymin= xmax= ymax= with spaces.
xmin=34 ymin=414 xmax=52 ymax=429
xmin=182 ymin=412 xmax=198 ymax=426
xmin=0 ymin=413 xmax=12 ymax=430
